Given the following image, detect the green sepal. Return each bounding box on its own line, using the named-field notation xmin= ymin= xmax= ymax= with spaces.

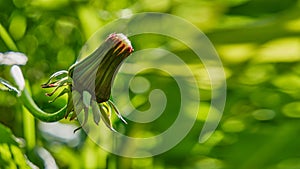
xmin=65 ymin=91 xmax=74 ymax=119
xmin=91 ymin=100 xmax=101 ymax=125
xmin=41 ymin=70 xmax=68 ymax=88
xmin=82 ymin=91 xmax=92 ymax=108
xmin=108 ymin=100 xmax=127 ymax=124
xmin=99 ymin=103 xmax=116 ymax=132
xmin=49 ymin=88 xmax=69 ymax=103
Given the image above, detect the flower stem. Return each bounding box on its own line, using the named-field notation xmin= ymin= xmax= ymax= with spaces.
xmin=20 ymin=87 xmax=67 ymax=122
xmin=23 ymin=106 xmax=36 ymax=150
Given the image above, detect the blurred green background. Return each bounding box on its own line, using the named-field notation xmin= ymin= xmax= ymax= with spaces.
xmin=1 ymin=0 xmax=300 ymax=168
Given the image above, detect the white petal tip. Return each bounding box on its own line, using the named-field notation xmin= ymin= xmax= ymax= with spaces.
xmin=10 ymin=65 xmax=25 ymax=91
xmin=0 ymin=52 xmax=28 ymax=65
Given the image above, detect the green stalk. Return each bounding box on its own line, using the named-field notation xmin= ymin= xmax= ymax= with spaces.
xmin=0 ymin=23 xmax=18 ymax=51
xmin=20 ymin=87 xmax=67 ymax=122
xmin=23 ymin=106 xmax=36 ymax=149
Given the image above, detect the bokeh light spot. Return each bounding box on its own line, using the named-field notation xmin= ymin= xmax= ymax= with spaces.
xmin=282 ymin=102 xmax=300 ymax=118
xmin=256 ymin=38 xmax=300 ymax=63
xmin=252 ymin=109 xmax=276 ymax=121
xmin=217 ymin=43 xmax=255 ymax=63
xmin=222 ymin=118 xmax=245 ymax=132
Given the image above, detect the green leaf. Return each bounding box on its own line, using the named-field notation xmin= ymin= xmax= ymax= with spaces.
xmin=0 ymin=123 xmax=18 ymax=146
xmin=0 ymin=123 xmax=36 ymax=169
xmin=0 ymin=77 xmax=19 ymax=95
